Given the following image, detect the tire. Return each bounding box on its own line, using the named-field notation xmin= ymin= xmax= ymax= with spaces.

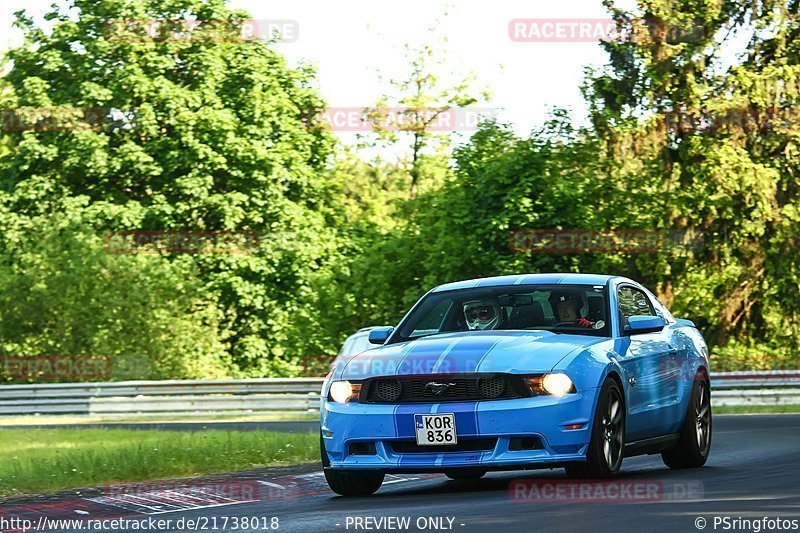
xmin=324 ymin=469 xmax=385 ymax=496
xmin=320 ymin=435 xmax=384 ymax=496
xmin=565 ymin=378 xmax=625 ymax=479
xmin=444 ymin=469 xmax=487 ymax=480
xmin=662 ymin=374 xmax=712 ymax=469
xmin=320 ymin=433 xmax=331 ymax=467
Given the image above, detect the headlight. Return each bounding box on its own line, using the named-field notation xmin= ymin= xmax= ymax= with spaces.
xmin=328 ymin=380 xmax=362 ymax=403
xmin=541 ymin=373 xmax=576 ymax=397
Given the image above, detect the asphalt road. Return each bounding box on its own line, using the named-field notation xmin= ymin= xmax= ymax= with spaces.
xmin=2 ymin=414 xmax=799 ymax=533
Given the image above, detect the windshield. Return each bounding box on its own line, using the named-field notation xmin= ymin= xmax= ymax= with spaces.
xmin=393 ymin=284 xmax=610 ymax=342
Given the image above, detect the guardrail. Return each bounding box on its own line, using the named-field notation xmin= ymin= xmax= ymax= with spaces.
xmin=0 ymin=371 xmax=797 ymax=417
xmin=711 ymin=371 xmax=800 ymax=406
xmin=0 ymin=378 xmax=325 ymax=417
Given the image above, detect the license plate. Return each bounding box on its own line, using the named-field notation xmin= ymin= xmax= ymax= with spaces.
xmin=414 ymin=414 xmax=457 ymax=446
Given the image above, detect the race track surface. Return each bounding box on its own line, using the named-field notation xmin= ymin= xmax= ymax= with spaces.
xmin=2 ymin=414 xmax=799 ymax=533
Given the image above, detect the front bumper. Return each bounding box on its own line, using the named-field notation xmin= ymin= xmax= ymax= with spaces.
xmin=321 ymin=389 xmax=598 ymax=472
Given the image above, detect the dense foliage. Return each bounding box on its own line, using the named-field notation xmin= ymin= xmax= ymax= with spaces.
xmin=0 ymin=0 xmax=341 ymax=379
xmin=0 ymin=0 xmax=797 ymax=380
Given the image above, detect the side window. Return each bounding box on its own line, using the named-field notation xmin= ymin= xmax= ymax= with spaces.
xmin=617 ymin=286 xmax=656 ymax=326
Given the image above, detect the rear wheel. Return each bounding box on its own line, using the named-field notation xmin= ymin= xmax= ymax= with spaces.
xmin=565 ymin=378 xmax=625 ymax=479
xmin=662 ymin=375 xmax=712 ymax=469
xmin=444 ymin=469 xmax=487 ymax=480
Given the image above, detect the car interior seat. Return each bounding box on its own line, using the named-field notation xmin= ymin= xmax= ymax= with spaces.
xmin=587 ymin=296 xmax=605 ymax=322
xmin=507 ymin=301 xmax=546 ymax=329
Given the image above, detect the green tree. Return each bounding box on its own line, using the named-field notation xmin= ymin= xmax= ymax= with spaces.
xmin=329 ymin=148 xmax=410 ymax=230
xmin=298 ymin=30 xmax=492 ymax=360
xmin=368 ymin=31 xmax=490 ymax=198
xmin=0 ymin=77 xmax=12 ymax=160
xmin=0 ymin=0 xmax=341 ymax=376
xmin=581 ymin=0 xmax=800 ymax=363
xmin=0 ymin=196 xmax=232 ymax=381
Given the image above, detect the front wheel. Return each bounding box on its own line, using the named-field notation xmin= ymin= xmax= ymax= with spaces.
xmin=565 ymin=378 xmax=625 ymax=478
xmin=662 ymin=374 xmax=712 ymax=469
xmin=444 ymin=469 xmax=486 ymax=480
xmin=324 ymin=469 xmax=385 ymax=496
xmin=320 ymin=434 xmax=384 ymax=496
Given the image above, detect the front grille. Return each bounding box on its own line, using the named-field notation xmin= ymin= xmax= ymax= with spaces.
xmin=375 ymin=379 xmax=402 ymax=402
xmin=389 ymin=438 xmax=498 ymax=454
xmin=477 ymin=376 xmax=505 ymax=398
xmin=364 ymin=374 xmax=527 ymax=404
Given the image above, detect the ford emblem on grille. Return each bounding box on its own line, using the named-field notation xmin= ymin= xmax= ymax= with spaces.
xmin=425 ymin=382 xmax=456 ymax=396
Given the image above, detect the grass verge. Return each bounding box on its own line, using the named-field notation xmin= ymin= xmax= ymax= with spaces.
xmin=0 ymin=428 xmax=318 ymax=498
xmin=0 ymin=412 xmax=318 ymax=426
xmin=713 ymin=404 xmax=800 ymax=415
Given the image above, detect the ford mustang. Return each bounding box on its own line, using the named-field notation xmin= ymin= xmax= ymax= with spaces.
xmin=320 ymin=274 xmax=712 ymax=496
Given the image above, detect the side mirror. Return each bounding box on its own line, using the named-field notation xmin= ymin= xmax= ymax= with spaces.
xmin=624 ymin=315 xmax=666 ymax=335
xmin=368 ymin=326 xmax=394 ymax=345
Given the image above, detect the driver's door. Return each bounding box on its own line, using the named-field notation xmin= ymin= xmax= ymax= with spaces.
xmin=615 ymin=285 xmax=676 ymax=441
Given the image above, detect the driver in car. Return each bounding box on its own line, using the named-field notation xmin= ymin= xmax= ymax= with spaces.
xmin=553 ymin=294 xmax=595 ymax=328
xmin=463 ymin=299 xmax=502 ymax=330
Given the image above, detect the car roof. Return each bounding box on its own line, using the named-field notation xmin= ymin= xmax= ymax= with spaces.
xmin=431 ymin=273 xmax=617 ymax=293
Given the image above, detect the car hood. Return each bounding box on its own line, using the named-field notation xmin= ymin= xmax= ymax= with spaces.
xmin=337 ymin=330 xmax=604 ymax=380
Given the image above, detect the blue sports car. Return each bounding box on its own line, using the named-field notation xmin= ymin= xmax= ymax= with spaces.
xmin=320 ymin=274 xmax=712 ymax=496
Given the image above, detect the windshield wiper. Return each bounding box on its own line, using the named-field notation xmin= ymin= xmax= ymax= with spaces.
xmin=407 ymin=332 xmax=443 ymax=341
